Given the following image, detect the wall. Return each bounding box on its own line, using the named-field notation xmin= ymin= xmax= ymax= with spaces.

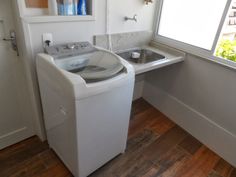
xmin=16 ymin=0 xmax=157 ymax=139
xmin=110 ymin=0 xmax=156 ymax=33
xmin=143 ymin=53 xmax=236 ymax=166
xmin=22 ymin=0 xmax=156 ymax=55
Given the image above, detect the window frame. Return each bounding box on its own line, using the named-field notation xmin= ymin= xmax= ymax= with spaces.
xmin=153 ymin=0 xmax=236 ymax=69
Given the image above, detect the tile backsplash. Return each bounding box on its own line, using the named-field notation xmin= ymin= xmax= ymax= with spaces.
xmin=94 ymin=31 xmax=153 ymax=52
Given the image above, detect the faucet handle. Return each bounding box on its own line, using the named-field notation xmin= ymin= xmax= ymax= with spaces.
xmin=144 ymin=0 xmax=153 ymax=5
xmin=124 ymin=14 xmax=137 ymax=22
xmin=133 ymin=14 xmax=137 ymax=22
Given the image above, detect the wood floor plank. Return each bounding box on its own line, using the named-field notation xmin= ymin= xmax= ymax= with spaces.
xmin=178 ymin=134 xmax=203 ymax=155
xmin=118 ymin=156 xmax=154 ymax=177
xmin=1 ymin=153 xmax=45 ymax=177
xmin=173 ymin=146 xmax=220 ymax=177
xmin=143 ymin=126 xmax=188 ymax=163
xmin=148 ymin=114 xmax=176 ymax=135
xmin=0 ymin=136 xmax=43 ymax=159
xmin=141 ymin=167 xmax=160 ymax=177
xmin=213 ymin=159 xmax=235 ymax=177
xmin=0 ymin=138 xmax=48 ymax=175
xmin=230 ymin=169 xmax=236 ymax=177
xmin=131 ymin=98 xmax=153 ymax=118
xmin=126 ymin=129 xmax=159 ymax=153
xmin=128 ymin=107 xmax=162 ymax=138
xmin=208 ymin=171 xmax=223 ymax=177
xmin=153 ymin=146 xmax=190 ymax=177
xmin=38 ymin=149 xmax=62 ymax=169
xmin=38 ymin=163 xmax=72 ymax=177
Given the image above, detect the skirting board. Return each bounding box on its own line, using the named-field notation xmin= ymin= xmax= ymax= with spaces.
xmin=143 ymin=82 xmax=236 ymax=167
xmin=0 ymin=127 xmax=33 ymax=150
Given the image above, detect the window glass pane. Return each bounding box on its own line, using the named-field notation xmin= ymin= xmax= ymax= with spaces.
xmin=215 ymin=0 xmax=236 ymax=62
xmin=158 ymin=0 xmax=228 ymax=50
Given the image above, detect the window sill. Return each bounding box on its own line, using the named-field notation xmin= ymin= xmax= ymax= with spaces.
xmin=208 ymin=55 xmax=236 ymax=70
xmin=153 ymin=38 xmax=236 ymax=71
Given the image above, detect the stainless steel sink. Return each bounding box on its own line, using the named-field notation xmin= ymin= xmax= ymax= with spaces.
xmin=117 ymin=49 xmax=165 ymax=64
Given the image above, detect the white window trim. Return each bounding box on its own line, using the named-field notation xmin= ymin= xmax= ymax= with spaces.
xmin=153 ymin=0 xmax=236 ymax=70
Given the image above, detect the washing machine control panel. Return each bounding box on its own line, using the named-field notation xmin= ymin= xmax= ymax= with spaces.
xmin=45 ymin=42 xmax=97 ymax=59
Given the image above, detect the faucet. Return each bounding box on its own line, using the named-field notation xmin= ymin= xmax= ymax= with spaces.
xmin=124 ymin=14 xmax=137 ymax=22
xmin=144 ymin=0 xmax=153 ymax=5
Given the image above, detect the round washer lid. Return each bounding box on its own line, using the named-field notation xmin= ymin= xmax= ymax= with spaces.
xmin=54 ymin=49 xmax=125 ymax=81
xmin=78 ymin=63 xmax=124 ymax=80
xmin=76 ymin=51 xmax=124 ymax=80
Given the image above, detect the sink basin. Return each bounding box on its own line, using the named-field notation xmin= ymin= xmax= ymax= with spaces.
xmin=117 ymin=49 xmax=165 ymax=64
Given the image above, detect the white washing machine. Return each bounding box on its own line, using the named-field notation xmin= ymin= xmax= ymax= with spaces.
xmin=36 ymin=42 xmax=134 ymax=177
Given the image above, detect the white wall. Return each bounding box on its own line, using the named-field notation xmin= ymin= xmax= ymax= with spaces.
xmin=27 ymin=0 xmax=106 ymax=55
xmin=16 ymin=0 xmax=157 ymax=139
xmin=143 ymin=53 xmax=236 ymax=166
xmin=110 ymin=0 xmax=156 ymax=33
xmin=22 ymin=0 xmax=156 ymax=55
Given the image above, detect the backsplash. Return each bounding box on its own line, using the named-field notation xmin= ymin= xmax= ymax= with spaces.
xmin=94 ymin=31 xmax=153 ymax=52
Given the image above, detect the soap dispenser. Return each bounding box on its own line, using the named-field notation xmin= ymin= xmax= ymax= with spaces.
xmin=77 ymin=0 xmax=87 ymax=15
xmin=64 ymin=0 xmax=75 ymax=15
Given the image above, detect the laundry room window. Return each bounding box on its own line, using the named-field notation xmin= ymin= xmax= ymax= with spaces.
xmin=214 ymin=0 xmax=236 ymax=62
xmin=155 ymin=0 xmax=236 ymax=68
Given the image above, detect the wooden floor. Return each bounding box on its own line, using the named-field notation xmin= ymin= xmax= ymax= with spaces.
xmin=0 ymin=99 xmax=235 ymax=177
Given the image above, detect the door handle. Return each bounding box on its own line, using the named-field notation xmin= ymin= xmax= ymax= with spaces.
xmin=3 ymin=31 xmax=19 ymax=56
xmin=3 ymin=37 xmax=14 ymax=41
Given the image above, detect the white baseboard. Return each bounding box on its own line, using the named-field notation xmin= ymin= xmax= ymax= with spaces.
xmin=143 ymin=82 xmax=236 ymax=167
xmin=0 ymin=127 xmax=33 ymax=150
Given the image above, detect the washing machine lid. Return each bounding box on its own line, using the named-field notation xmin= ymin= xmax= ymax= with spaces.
xmin=54 ymin=50 xmax=124 ymax=82
xmin=46 ymin=42 xmax=125 ymax=82
xmin=77 ymin=61 xmax=124 ymax=80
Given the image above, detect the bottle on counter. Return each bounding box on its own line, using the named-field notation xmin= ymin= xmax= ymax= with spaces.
xmin=48 ymin=0 xmax=58 ymax=15
xmin=48 ymin=0 xmax=78 ymax=15
xmin=73 ymin=0 xmax=78 ymax=15
xmin=57 ymin=0 xmax=64 ymax=15
xmin=64 ymin=0 xmax=74 ymax=15
xmin=77 ymin=0 xmax=87 ymax=15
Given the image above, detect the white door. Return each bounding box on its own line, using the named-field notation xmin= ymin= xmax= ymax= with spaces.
xmin=0 ymin=0 xmax=34 ymax=149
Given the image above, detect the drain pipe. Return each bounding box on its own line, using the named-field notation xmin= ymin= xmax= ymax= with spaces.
xmin=106 ymin=0 xmax=113 ymax=51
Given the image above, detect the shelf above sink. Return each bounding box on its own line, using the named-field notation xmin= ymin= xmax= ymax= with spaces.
xmin=22 ymin=15 xmax=95 ymax=24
